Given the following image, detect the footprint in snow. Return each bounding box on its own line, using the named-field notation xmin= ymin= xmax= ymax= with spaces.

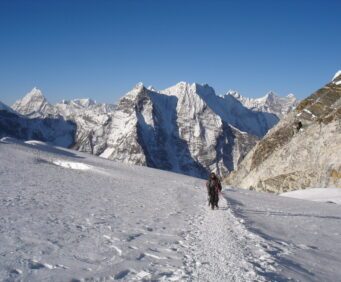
xmin=10 ymin=269 xmax=23 ymax=275
xmin=135 ymin=271 xmax=151 ymax=280
xmin=28 ymin=259 xmax=55 ymax=270
xmin=114 ymin=269 xmax=131 ymax=280
xmin=126 ymin=233 xmax=143 ymax=242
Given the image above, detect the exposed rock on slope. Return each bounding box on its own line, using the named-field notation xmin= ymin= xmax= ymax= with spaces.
xmin=11 ymin=83 xmax=279 ymax=178
xmin=226 ymin=72 xmax=341 ymax=192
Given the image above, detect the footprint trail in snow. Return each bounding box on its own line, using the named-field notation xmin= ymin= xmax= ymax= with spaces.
xmin=0 ymin=140 xmax=271 ymax=281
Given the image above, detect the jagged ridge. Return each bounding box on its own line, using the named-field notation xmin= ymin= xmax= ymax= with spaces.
xmin=10 ymin=82 xmax=294 ymax=178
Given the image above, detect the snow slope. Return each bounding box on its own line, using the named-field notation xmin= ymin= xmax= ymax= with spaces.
xmin=281 ymin=188 xmax=341 ymax=204
xmin=0 ymin=139 xmax=266 ymax=281
xmin=225 ymin=188 xmax=341 ymax=282
xmin=1 ymin=140 xmax=340 ymax=281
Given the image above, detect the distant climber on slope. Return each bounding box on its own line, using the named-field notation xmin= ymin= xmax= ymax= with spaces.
xmin=293 ymin=120 xmax=303 ymax=134
xmin=206 ymin=172 xmax=222 ymax=210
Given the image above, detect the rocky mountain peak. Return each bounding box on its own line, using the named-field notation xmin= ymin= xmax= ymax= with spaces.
xmin=264 ymin=91 xmax=276 ymax=99
xmin=134 ymin=82 xmax=144 ymax=90
xmin=21 ymin=87 xmax=46 ymax=103
xmin=147 ymin=85 xmax=158 ymax=92
xmin=123 ymin=83 xmax=148 ymax=101
xmin=161 ymin=82 xmax=216 ymax=99
xmin=193 ymin=83 xmax=216 ymax=97
xmin=11 ymin=87 xmax=53 ymax=117
xmin=71 ymin=98 xmax=96 ymax=108
xmin=226 ymin=90 xmax=240 ymax=98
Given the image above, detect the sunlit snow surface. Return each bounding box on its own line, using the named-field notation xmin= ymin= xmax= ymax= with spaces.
xmin=1 ymin=139 xmax=341 ymax=281
xmin=281 ymin=188 xmax=341 ymax=204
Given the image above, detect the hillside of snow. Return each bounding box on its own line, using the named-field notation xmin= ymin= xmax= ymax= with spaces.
xmin=281 ymin=188 xmax=341 ymax=204
xmin=225 ymin=187 xmax=341 ymax=282
xmin=1 ymin=139 xmax=340 ymax=281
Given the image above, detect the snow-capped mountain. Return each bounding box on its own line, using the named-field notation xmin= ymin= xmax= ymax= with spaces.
xmin=11 ymin=83 xmax=281 ymax=178
xmin=228 ymin=90 xmax=299 ymax=118
xmin=227 ymin=71 xmax=341 ymax=192
xmin=12 ymin=87 xmax=56 ymax=117
xmin=96 ymin=82 xmax=268 ymax=177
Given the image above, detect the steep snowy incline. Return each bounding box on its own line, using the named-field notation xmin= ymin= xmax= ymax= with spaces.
xmin=0 ymin=140 xmax=265 ymax=281
xmin=224 ymin=188 xmax=341 ymax=282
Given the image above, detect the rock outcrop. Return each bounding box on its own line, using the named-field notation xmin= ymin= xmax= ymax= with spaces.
xmin=226 ymin=72 xmax=341 ymax=192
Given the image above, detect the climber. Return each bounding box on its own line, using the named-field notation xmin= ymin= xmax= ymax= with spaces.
xmin=206 ymin=172 xmax=222 ymax=210
xmin=293 ymin=120 xmax=303 ymax=134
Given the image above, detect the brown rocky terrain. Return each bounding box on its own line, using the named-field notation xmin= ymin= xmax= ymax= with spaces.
xmin=226 ymin=72 xmax=341 ymax=192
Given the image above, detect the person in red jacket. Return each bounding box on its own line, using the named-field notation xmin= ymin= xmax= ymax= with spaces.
xmin=206 ymin=172 xmax=222 ymax=210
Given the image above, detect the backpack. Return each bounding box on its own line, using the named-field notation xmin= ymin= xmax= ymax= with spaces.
xmin=208 ymin=178 xmax=221 ymax=193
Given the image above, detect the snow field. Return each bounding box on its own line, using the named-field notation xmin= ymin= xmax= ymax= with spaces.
xmin=0 ymin=140 xmax=263 ymax=281
xmin=224 ymin=187 xmax=341 ymax=282
xmin=183 ymin=197 xmax=273 ymax=282
xmin=281 ymin=188 xmax=341 ymax=204
xmin=1 ymin=140 xmax=340 ymax=281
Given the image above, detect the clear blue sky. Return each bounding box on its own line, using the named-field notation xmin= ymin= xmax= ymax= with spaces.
xmin=0 ymin=0 xmax=340 ymax=105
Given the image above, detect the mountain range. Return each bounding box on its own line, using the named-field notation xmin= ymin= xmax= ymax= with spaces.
xmin=229 ymin=90 xmax=298 ymax=118
xmin=1 ymin=82 xmax=298 ymax=178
